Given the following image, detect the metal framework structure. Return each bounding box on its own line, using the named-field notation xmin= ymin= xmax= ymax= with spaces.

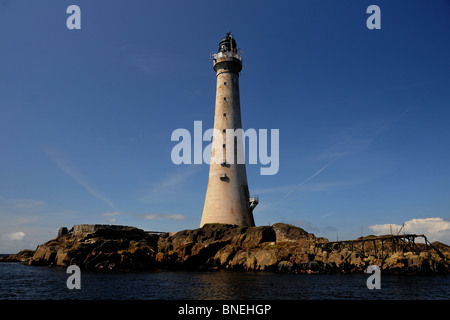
xmin=314 ymin=234 xmax=446 ymax=260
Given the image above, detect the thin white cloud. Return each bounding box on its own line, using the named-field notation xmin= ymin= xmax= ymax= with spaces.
xmin=142 ymin=213 xmax=187 ymax=221
xmin=270 ymin=111 xmax=412 ymax=204
xmin=102 ymin=211 xmax=122 ymax=217
xmin=3 ymin=199 xmax=47 ymax=213
xmin=101 ymin=211 xmax=123 ymax=223
xmin=0 ymin=197 xmax=79 ymax=253
xmin=303 ymin=160 xmax=336 ymax=184
xmin=280 ymin=160 xmax=336 ymax=201
xmin=44 ymin=148 xmax=116 ymax=210
xmin=12 ymin=199 xmax=46 ymax=210
xmin=369 ymin=217 xmax=450 ymax=244
xmin=2 ymin=231 xmax=25 ymax=241
xmin=254 ymin=181 xmax=353 ymax=197
xmin=161 ymin=167 xmax=200 ymax=189
xmin=126 ymin=53 xmax=160 ymax=75
xmin=139 ymin=167 xmax=200 ymax=203
xmin=100 ymin=211 xmax=187 ymax=223
xmin=320 ymin=108 xmax=412 ymax=160
xmin=0 ymin=197 xmax=76 ymax=227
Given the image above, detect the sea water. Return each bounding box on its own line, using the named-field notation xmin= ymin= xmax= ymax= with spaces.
xmin=0 ymin=262 xmax=448 ymax=300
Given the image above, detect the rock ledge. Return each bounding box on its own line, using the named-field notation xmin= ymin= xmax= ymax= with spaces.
xmin=1 ymin=223 xmax=449 ymax=274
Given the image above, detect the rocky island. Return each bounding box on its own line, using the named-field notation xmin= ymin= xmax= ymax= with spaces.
xmin=1 ymin=223 xmax=449 ymax=275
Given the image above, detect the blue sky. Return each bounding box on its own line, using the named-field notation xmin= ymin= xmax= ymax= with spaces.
xmin=1 ymin=0 xmax=450 ymax=253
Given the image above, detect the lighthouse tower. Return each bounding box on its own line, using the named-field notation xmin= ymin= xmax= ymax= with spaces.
xmin=200 ymin=33 xmax=258 ymax=227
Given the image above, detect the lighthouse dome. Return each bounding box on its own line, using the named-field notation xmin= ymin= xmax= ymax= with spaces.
xmin=218 ymin=32 xmax=237 ymax=53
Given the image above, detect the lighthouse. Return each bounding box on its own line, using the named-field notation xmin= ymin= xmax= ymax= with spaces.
xmin=200 ymin=33 xmax=258 ymax=227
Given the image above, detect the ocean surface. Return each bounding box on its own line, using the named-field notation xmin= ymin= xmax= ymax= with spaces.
xmin=0 ymin=262 xmax=448 ymax=300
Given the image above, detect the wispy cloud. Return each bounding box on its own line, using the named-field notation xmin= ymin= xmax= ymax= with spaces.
xmin=320 ymin=107 xmax=412 ymax=160
xmin=101 ymin=211 xmax=187 ymax=223
xmin=127 ymin=53 xmax=157 ymax=75
xmin=253 ymin=110 xmax=409 ymax=210
xmin=141 ymin=213 xmax=187 ymax=221
xmin=44 ymin=147 xmax=116 ymax=210
xmin=279 ymin=159 xmax=336 ymax=201
xmin=252 ymin=179 xmax=353 ymax=219
xmin=254 ymin=180 xmax=352 ymax=196
xmin=139 ymin=167 xmax=200 ymax=203
xmin=101 ymin=211 xmax=123 ymax=223
xmin=303 ymin=160 xmax=336 ymax=184
xmin=265 ymin=108 xmax=413 ymax=203
xmin=121 ymin=43 xmax=162 ymax=76
xmin=102 ymin=211 xmax=122 ymax=217
xmin=0 ymin=196 xmax=78 ymax=253
xmin=7 ymin=199 xmax=47 ymax=212
xmin=0 ymin=196 xmax=77 ymax=227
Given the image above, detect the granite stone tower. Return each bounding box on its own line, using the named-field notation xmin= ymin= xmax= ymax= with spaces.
xmin=200 ymin=33 xmax=258 ymax=227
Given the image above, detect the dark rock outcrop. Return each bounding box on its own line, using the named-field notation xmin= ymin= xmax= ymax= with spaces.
xmin=1 ymin=223 xmax=449 ymax=275
xmin=0 ymin=249 xmax=35 ymax=263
